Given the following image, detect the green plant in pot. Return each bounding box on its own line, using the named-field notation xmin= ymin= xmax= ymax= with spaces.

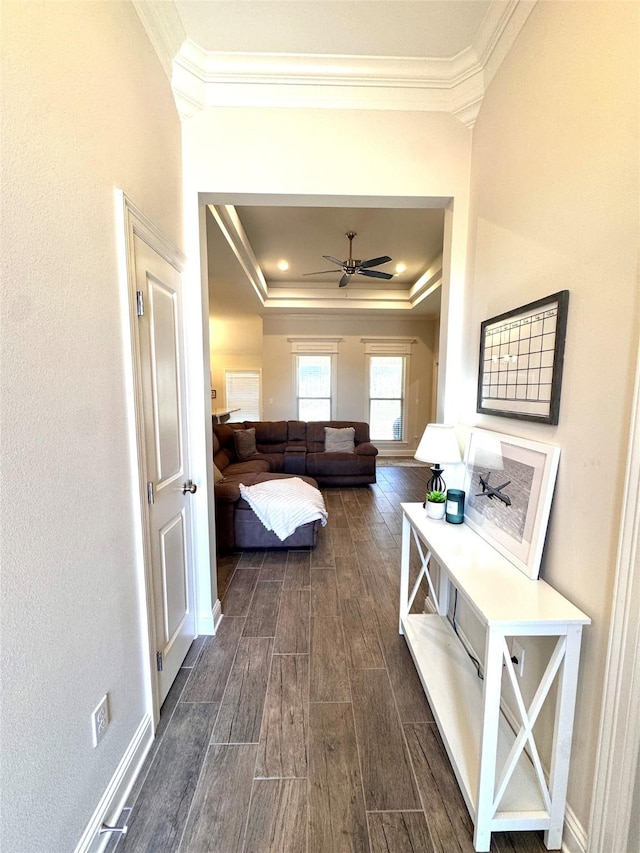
xmin=426 ymin=489 xmax=447 ymax=519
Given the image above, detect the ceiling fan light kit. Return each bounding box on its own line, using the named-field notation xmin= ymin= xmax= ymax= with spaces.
xmin=305 ymin=231 xmax=393 ymax=287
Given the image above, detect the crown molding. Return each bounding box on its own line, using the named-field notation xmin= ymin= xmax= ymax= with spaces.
xmin=173 ymin=40 xmax=483 ymax=124
xmin=210 ymin=204 xmax=442 ymax=314
xmin=167 ymin=0 xmax=537 ymax=126
xmin=207 ymin=205 xmax=268 ymax=305
xmin=132 ymin=0 xmax=186 ymax=81
xmin=479 ymin=0 xmax=537 ymax=90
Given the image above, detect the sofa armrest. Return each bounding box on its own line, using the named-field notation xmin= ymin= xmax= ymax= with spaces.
xmin=355 ymin=442 xmax=378 ymax=457
xmin=213 ymin=481 xmax=242 ymax=502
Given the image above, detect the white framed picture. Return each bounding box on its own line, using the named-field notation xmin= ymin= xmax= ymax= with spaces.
xmin=462 ymin=428 xmax=561 ymax=579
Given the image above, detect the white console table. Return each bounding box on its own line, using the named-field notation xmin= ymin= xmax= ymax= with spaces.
xmin=399 ymin=502 xmax=590 ymax=852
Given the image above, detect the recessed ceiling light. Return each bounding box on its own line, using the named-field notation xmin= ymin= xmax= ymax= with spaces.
xmin=277 ymin=259 xmax=289 ymax=271
xmin=395 ymin=262 xmax=407 ymax=275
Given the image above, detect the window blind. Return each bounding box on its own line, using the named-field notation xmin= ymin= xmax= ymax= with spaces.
xmin=225 ymin=370 xmax=260 ymax=421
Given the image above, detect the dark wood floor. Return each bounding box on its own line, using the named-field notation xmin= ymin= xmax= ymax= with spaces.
xmin=114 ymin=465 xmax=550 ymax=853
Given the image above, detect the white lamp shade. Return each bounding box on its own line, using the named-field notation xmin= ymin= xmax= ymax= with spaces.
xmin=415 ymin=424 xmax=461 ymax=464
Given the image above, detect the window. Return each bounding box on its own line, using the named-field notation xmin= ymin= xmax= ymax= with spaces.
xmin=225 ymin=370 xmax=260 ymax=421
xmin=368 ymin=356 xmax=406 ymax=441
xmin=296 ymin=355 xmax=331 ymax=421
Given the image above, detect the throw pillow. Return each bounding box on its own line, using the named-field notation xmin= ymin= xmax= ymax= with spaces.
xmin=213 ymin=464 xmax=225 ymax=484
xmin=324 ymin=426 xmax=355 ymax=453
xmin=233 ymin=427 xmax=257 ymax=460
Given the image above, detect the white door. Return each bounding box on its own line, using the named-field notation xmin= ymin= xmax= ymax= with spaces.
xmin=134 ymin=233 xmax=195 ymax=708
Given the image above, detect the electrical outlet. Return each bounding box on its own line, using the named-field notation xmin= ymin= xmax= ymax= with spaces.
xmin=91 ymin=695 xmax=109 ymax=747
xmin=511 ymin=640 xmax=525 ymax=677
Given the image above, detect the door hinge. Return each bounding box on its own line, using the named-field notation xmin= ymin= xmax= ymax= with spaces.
xmin=136 ymin=291 xmax=144 ymax=317
xmin=156 ymin=651 xmax=163 ymax=672
xmin=147 ymin=481 xmax=155 ymax=504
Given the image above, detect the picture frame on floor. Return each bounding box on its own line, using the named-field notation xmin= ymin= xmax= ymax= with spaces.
xmin=462 ymin=428 xmax=561 ymax=580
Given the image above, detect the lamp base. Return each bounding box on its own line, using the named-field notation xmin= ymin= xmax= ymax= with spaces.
xmin=426 ymin=465 xmax=446 ymax=494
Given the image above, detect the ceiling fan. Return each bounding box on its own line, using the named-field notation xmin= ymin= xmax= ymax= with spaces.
xmin=305 ymin=231 xmax=393 ymax=287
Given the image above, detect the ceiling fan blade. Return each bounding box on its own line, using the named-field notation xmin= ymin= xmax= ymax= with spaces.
xmin=359 ymin=269 xmax=394 ymax=280
xmin=322 ymin=255 xmax=345 ymax=267
xmin=358 ymin=255 xmax=392 ymax=269
xmin=339 ymin=273 xmax=351 ymax=287
xmin=304 ymin=269 xmax=341 ymax=276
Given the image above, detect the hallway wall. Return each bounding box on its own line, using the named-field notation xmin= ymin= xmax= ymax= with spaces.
xmin=462 ymin=1 xmax=639 ymax=840
xmin=1 ymin=2 xmax=183 ymax=849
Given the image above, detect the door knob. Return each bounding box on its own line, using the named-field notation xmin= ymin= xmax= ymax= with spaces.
xmin=182 ymin=480 xmax=197 ymax=495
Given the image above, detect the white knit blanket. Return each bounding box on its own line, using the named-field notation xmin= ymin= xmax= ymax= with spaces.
xmin=239 ymin=477 xmax=328 ymax=541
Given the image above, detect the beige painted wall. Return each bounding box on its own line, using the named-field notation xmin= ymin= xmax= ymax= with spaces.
xmin=182 ymin=108 xmax=473 ymax=425
xmin=207 ymin=311 xmax=436 ymax=444
xmin=209 ymin=315 xmax=264 ymax=413
xmin=463 ymin=0 xmax=639 ymax=835
xmin=261 ymin=315 xmax=436 ymax=451
xmin=1 ymin=2 xmax=183 ymax=849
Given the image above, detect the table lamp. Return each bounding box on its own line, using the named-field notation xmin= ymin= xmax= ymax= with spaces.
xmin=415 ymin=423 xmax=461 ymax=493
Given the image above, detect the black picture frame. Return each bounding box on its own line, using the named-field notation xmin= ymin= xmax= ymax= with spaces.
xmin=477 ymin=290 xmax=569 ymax=425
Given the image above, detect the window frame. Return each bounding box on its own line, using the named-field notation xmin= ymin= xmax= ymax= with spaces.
xmin=289 ymin=337 xmax=341 ymax=421
xmin=362 ymin=337 xmax=415 ymax=445
xmin=295 ymin=354 xmax=334 ymax=421
xmin=367 ymin=354 xmax=408 ymax=442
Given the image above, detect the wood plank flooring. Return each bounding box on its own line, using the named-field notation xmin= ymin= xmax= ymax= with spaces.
xmin=114 ymin=465 xmax=551 ymax=853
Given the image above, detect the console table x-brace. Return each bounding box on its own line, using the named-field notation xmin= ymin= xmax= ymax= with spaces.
xmin=398 ymin=502 xmax=590 ymax=852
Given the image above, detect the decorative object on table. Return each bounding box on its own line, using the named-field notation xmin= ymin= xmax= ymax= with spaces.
xmin=414 ymin=423 xmax=462 ymax=492
xmin=462 ymin=428 xmax=560 ymax=579
xmin=477 ymin=290 xmax=569 ymax=425
xmin=445 ymin=489 xmax=465 ymax=524
xmin=426 ymin=490 xmax=446 ymax=519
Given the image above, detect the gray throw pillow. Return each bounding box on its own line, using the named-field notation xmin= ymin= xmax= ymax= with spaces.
xmin=324 ymin=426 xmax=355 ymax=453
xmin=233 ymin=427 xmax=257 ymax=460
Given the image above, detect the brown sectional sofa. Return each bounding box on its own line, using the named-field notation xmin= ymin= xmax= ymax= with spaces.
xmin=213 ymin=419 xmax=377 ymax=550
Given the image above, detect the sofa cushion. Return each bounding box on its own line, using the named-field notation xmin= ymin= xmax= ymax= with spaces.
xmin=305 ymin=421 xmax=371 ymax=453
xmin=213 ymin=423 xmax=238 ymax=471
xmin=213 ymin=463 xmax=273 ymax=503
xmin=287 ymin=420 xmax=307 ymax=443
xmin=305 ymin=451 xmax=375 ymax=479
xmin=233 ymin=427 xmax=257 ymax=460
xmin=324 ymin=426 xmax=355 ymax=453
xmin=248 ymin=420 xmax=289 ymax=453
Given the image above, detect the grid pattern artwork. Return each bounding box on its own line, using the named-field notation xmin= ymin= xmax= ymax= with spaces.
xmin=482 ymin=306 xmax=558 ymax=403
xmin=477 ymin=291 xmax=569 ymax=424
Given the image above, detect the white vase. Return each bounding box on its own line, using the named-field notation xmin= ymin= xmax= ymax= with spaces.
xmin=427 ymin=501 xmax=446 ymax=520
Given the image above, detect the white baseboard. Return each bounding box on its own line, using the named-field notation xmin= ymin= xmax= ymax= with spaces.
xmin=74 ymin=714 xmax=154 ymax=853
xmin=212 ymin=598 xmax=223 ymax=631
xmin=196 ymin=598 xmax=222 ymax=634
xmin=420 ymin=596 xmax=588 ymax=853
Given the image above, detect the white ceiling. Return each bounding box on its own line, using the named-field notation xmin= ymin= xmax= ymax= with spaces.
xmin=133 ymin=1 xmax=535 ymax=319
xmin=206 ymin=202 xmax=446 ymax=318
xmin=174 ymin=1 xmax=494 ymax=59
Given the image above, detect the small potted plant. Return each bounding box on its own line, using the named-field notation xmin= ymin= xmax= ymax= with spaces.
xmin=426 ymin=489 xmax=447 ymax=519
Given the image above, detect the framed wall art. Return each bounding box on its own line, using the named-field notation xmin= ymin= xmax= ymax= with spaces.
xmin=462 ymin=428 xmax=561 ymax=579
xmin=477 ymin=290 xmax=569 ymax=424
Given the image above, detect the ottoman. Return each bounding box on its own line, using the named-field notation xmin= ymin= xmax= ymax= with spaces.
xmin=234 ymin=475 xmax=326 ymax=549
